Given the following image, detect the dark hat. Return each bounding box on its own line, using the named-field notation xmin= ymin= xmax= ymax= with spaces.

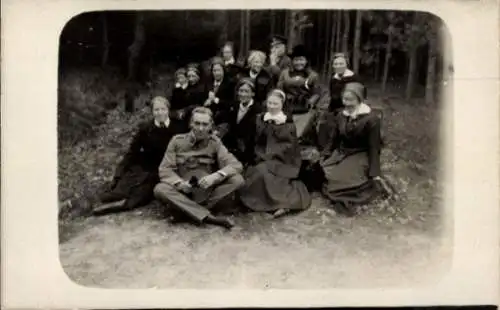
xmin=236 ymin=77 xmax=256 ymax=91
xmin=343 ymin=82 xmax=365 ymax=101
xmin=290 ymin=44 xmax=309 ymax=59
xmin=210 ymin=56 xmax=225 ymax=68
xmin=270 ymin=34 xmax=287 ymax=46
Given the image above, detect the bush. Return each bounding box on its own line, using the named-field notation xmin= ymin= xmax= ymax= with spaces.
xmin=58 ymin=67 xmax=128 ymax=147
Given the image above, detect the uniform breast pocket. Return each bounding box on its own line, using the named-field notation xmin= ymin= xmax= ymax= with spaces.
xmin=197 ymin=157 xmax=215 ymax=167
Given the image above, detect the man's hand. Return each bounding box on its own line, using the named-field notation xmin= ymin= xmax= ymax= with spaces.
xmin=175 ymin=180 xmax=193 ymax=194
xmin=198 ymin=173 xmax=223 ymax=189
xmin=269 ymin=52 xmax=278 ymax=66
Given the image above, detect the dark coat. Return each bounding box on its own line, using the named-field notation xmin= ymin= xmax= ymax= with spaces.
xmin=170 ymin=86 xmax=189 ymax=112
xmin=202 ymin=76 xmax=236 ymax=115
xmin=237 ymin=68 xmax=274 ymax=106
xmin=220 ymin=100 xmax=263 ymax=166
xmin=238 ymin=113 xmax=311 ymax=212
xmin=224 ymin=62 xmax=244 ymax=83
xmin=185 ymin=82 xmax=206 ymax=109
xmin=100 ymin=119 xmax=183 ymax=209
xmin=277 ymin=67 xmax=321 ymax=114
xmin=320 ymin=108 xmax=383 ymax=214
xmin=329 ymin=71 xmax=364 ymax=112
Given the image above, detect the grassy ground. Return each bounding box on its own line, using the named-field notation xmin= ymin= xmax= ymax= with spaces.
xmin=58 ymin=67 xmax=448 ymax=289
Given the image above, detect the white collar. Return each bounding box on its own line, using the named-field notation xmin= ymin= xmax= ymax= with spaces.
xmin=224 ymin=57 xmax=235 ymax=65
xmin=342 ymin=103 xmax=371 ymax=119
xmin=214 ymin=79 xmax=222 ymax=86
xmin=263 ymin=111 xmax=287 ymax=125
xmin=334 ymin=68 xmax=354 ymax=80
xmin=154 ymin=118 xmax=170 ymax=128
xmin=249 ymin=70 xmax=259 ymax=79
xmin=176 ymin=83 xmax=188 ymax=90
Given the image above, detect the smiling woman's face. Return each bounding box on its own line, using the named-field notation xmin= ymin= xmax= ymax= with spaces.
xmin=342 ymin=90 xmax=360 ymax=108
xmin=238 ymin=83 xmax=254 ymax=103
xmin=333 ymin=57 xmax=347 ymax=74
xmin=187 ymin=71 xmax=199 ymax=84
xmin=266 ymin=94 xmax=284 ymax=114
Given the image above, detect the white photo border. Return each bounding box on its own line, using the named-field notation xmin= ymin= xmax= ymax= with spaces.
xmin=2 ymin=0 xmax=499 ymax=308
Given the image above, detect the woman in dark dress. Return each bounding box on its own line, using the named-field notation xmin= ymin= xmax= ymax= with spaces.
xmin=237 ymin=50 xmax=274 ymax=107
xmin=298 ymin=94 xmax=334 ymax=192
xmin=277 ymin=45 xmax=321 ymax=116
xmin=220 ymin=41 xmax=243 ymax=83
xmin=93 ymin=96 xmax=183 ymax=215
xmin=329 ymin=53 xmax=364 ymax=113
xmin=238 ymin=89 xmax=311 ymax=218
xmin=320 ymin=82 xmax=384 ymax=216
xmin=218 ymin=78 xmax=263 ymax=167
xmin=169 ymin=68 xmax=190 ymax=131
xmin=203 ymin=57 xmax=236 ymax=122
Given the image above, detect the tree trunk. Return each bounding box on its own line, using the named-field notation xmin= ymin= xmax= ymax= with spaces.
xmin=352 ymin=10 xmax=362 ymax=73
xmin=270 ymin=10 xmax=276 ymax=35
xmin=406 ymin=49 xmax=418 ymax=100
xmin=322 ymin=11 xmax=331 ymax=78
xmin=245 ymin=10 xmax=251 ymax=53
xmin=335 ymin=12 xmax=342 ymax=52
xmin=239 ymin=11 xmax=245 ymax=56
xmin=327 ymin=11 xmax=336 ymax=79
xmin=382 ymin=25 xmax=394 ymax=93
xmin=219 ymin=11 xmax=229 ymax=47
xmin=374 ymin=48 xmax=380 ymax=81
xmin=284 ymin=10 xmax=290 ymax=44
xmin=287 ymin=10 xmax=298 ymax=53
xmin=127 ymin=13 xmax=145 ymax=81
xmin=425 ymin=34 xmax=437 ymax=104
xmin=100 ymin=13 xmax=109 ymax=67
xmin=405 ymin=12 xmax=419 ymax=100
xmin=126 ymin=13 xmax=145 ymax=113
xmin=316 ymin=11 xmax=323 ymax=66
xmin=341 ymin=11 xmax=350 ymax=56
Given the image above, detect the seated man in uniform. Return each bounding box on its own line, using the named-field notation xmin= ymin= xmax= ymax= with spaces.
xmin=154 ymin=107 xmax=244 ymax=229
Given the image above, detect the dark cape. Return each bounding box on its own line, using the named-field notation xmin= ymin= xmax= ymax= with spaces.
xmin=238 ymin=113 xmax=311 ymax=212
xmin=99 ymin=119 xmax=183 ymax=210
xmin=320 ymin=108 xmax=384 ymax=215
xmin=277 ymin=67 xmax=321 ymax=115
xmin=203 ymin=76 xmax=236 ymax=118
xmin=218 ymin=99 xmax=263 ymax=166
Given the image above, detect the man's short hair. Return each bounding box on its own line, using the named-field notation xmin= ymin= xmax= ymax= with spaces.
xmin=190 ymin=106 xmax=214 ymax=123
xmin=150 ymin=96 xmax=171 ymax=109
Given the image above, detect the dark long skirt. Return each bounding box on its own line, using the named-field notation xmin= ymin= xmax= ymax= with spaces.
xmin=321 ymin=150 xmax=382 ymax=215
xmin=238 ymin=161 xmax=311 ymax=212
xmin=99 ymin=165 xmax=158 ymax=211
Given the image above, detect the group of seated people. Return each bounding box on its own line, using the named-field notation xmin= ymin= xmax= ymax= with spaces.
xmin=92 ymin=35 xmax=388 ymax=229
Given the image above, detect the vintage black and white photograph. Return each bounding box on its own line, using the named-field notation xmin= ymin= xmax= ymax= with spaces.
xmin=57 ymin=9 xmax=451 ymax=288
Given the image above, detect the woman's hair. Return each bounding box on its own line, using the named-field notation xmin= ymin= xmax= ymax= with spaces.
xmin=221 ymin=41 xmax=235 ymax=52
xmin=186 ymin=63 xmax=201 ymax=77
xmin=150 ymin=96 xmax=171 ymax=109
xmin=332 ymin=52 xmax=350 ymax=66
xmin=267 ymin=89 xmax=286 ymax=103
xmin=342 ymin=82 xmax=365 ymax=102
xmin=174 ymin=68 xmax=187 ymax=79
xmin=190 ymin=106 xmax=214 ymax=122
xmin=247 ymin=50 xmax=267 ymax=65
xmin=210 ymin=56 xmax=225 ymax=71
xmin=236 ymin=77 xmax=256 ymax=92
